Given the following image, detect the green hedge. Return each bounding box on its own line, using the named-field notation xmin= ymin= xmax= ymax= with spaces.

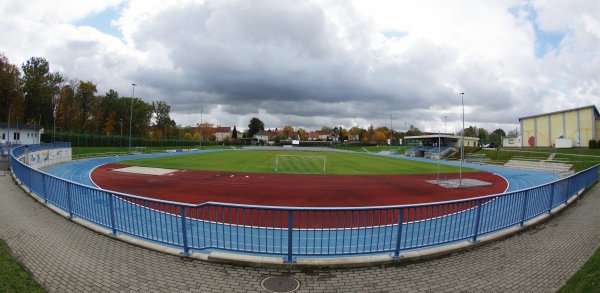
xmin=42 ymin=132 xmax=205 ymax=148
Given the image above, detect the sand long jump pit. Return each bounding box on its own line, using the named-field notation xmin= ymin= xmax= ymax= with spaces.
xmin=111 ymin=166 xmax=179 ymax=176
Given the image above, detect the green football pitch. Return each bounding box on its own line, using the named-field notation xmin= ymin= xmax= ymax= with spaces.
xmin=120 ymin=150 xmax=470 ymax=175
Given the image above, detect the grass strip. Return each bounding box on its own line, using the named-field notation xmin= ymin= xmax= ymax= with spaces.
xmin=558 ymin=245 xmax=600 ymax=293
xmin=0 ymin=239 xmax=46 ymax=292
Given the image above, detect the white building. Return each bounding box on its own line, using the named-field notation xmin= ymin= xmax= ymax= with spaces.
xmin=0 ymin=122 xmax=43 ymax=145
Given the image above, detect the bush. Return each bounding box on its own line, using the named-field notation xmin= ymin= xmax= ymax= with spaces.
xmin=589 ymin=140 xmax=597 ymax=149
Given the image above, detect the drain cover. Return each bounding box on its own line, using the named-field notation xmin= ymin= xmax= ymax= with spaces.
xmin=261 ymin=276 xmax=300 ymax=293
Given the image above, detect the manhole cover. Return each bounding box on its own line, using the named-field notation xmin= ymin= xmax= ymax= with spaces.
xmin=261 ymin=276 xmax=300 ymax=293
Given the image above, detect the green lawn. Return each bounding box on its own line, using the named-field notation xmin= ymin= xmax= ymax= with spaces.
xmin=120 ymin=150 xmax=467 ymax=175
xmin=558 ymin=245 xmax=600 ymax=293
xmin=332 ymin=145 xmax=407 ymax=154
xmin=477 ymin=148 xmax=600 ymax=172
xmin=0 ymin=240 xmax=45 ymax=292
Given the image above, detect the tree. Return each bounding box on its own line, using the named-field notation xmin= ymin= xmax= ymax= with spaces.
xmin=196 ymin=122 xmax=215 ymax=141
xmin=101 ymin=111 xmax=117 ymax=135
xmin=74 ymin=81 xmax=98 ymax=132
xmin=507 ymin=128 xmax=519 ymax=137
xmin=321 ymin=126 xmax=333 ymax=132
xmin=489 ymin=128 xmax=506 ymax=146
xmin=247 ymin=117 xmax=264 ymax=137
xmin=94 ymin=89 xmax=120 ymax=133
xmin=128 ymin=97 xmax=153 ymax=137
xmin=366 ymin=124 xmax=375 ymax=142
xmin=282 ymin=125 xmax=294 ymax=137
xmin=0 ymin=53 xmax=23 ymax=122
xmin=477 ymin=128 xmax=489 ymax=145
xmin=375 ymin=126 xmax=389 ymax=143
xmin=21 ymin=57 xmax=63 ymax=128
xmin=463 ymin=126 xmax=478 ymax=137
xmin=340 ymin=128 xmax=348 ymax=142
xmin=405 ymin=125 xmax=422 ymax=136
xmin=232 ymin=125 xmax=238 ymax=139
xmin=272 ymin=132 xmax=287 ymax=143
xmin=153 ymin=100 xmax=171 ymax=132
xmin=349 ymin=126 xmax=362 ymax=141
xmin=55 ymin=82 xmax=77 ymax=132
xmin=297 ymin=128 xmax=308 ymax=140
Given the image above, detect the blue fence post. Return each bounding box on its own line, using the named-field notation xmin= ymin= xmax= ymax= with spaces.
xmin=546 ymin=183 xmax=555 ymax=214
xmin=285 ymin=211 xmax=295 ymax=263
xmin=181 ymin=207 xmax=190 ymax=255
xmin=564 ymin=178 xmax=570 ymax=204
xmin=67 ymin=183 xmax=74 ymax=219
xmin=519 ymin=190 xmax=530 ymax=227
xmin=471 ymin=199 xmax=483 ymax=243
xmin=28 ymin=163 xmax=33 ymax=189
xmin=108 ymin=194 xmax=118 ymax=236
xmin=392 ymin=208 xmax=405 ymax=258
xmin=42 ymin=174 xmax=48 ymax=204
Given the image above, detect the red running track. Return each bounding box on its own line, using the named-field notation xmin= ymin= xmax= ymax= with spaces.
xmin=92 ymin=164 xmax=508 ymax=228
xmin=92 ymin=163 xmax=508 ymax=207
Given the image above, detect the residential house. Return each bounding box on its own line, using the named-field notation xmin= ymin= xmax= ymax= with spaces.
xmin=253 ymin=130 xmax=270 ymax=142
xmin=308 ymin=131 xmax=338 ymax=141
xmin=214 ymin=126 xmax=232 ymax=142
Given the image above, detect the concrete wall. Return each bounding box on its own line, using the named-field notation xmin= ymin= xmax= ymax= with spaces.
xmin=25 ymin=147 xmax=72 ymax=169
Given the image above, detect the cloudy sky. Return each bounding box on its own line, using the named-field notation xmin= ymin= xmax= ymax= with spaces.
xmin=1 ymin=0 xmax=599 ymax=133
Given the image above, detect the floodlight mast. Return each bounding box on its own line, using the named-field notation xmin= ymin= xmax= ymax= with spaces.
xmin=129 ymin=83 xmax=137 ymax=152
xmin=459 ymin=92 xmax=465 ymax=187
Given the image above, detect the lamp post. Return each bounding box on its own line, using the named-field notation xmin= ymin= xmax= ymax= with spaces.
xmin=200 ymin=109 xmax=203 ymax=150
xmin=459 ymin=92 xmax=465 ymax=187
xmin=129 ymin=83 xmax=137 ymax=152
xmin=389 ymin=114 xmax=394 ymax=154
xmin=52 ymin=96 xmax=57 ymax=143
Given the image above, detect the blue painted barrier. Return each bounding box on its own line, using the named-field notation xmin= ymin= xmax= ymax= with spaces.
xmin=10 ymin=143 xmax=598 ymax=263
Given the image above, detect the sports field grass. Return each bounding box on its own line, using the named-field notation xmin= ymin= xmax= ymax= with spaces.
xmin=120 ymin=150 xmax=472 ymax=175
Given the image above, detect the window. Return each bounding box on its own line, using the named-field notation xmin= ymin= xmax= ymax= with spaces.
xmin=14 ymin=132 xmax=20 ymax=140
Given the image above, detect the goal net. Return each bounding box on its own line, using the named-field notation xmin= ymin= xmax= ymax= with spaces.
xmin=274 ymin=155 xmax=326 ymax=174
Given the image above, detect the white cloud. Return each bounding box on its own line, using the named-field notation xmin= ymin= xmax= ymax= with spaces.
xmin=0 ymin=0 xmax=598 ymax=133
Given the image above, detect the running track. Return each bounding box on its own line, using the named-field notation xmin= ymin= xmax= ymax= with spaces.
xmin=45 ymin=150 xmax=560 ymax=193
xmin=41 ymin=150 xmax=562 ymax=256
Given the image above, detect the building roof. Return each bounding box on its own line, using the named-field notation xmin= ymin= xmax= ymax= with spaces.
xmin=518 ymin=105 xmax=600 ymax=121
xmin=214 ymin=126 xmax=231 ymax=133
xmin=0 ymin=122 xmax=43 ymax=131
xmin=405 ymin=134 xmax=479 ymax=140
xmin=254 ymin=130 xmax=269 ymax=136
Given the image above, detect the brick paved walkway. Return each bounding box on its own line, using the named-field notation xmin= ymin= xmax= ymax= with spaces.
xmin=1 ymin=161 xmax=599 ymax=292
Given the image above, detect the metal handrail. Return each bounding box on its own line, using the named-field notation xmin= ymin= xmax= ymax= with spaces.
xmin=10 ymin=143 xmax=598 ymax=263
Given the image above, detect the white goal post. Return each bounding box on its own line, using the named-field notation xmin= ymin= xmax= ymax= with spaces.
xmin=274 ymin=155 xmax=327 ymax=174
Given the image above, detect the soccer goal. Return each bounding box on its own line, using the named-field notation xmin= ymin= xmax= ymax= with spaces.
xmin=274 ymin=155 xmax=327 ymax=174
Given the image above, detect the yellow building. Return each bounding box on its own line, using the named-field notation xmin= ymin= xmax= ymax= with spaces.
xmin=518 ymin=105 xmax=599 ymax=148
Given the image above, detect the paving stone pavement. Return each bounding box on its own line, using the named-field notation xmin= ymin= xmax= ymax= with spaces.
xmin=1 ymin=160 xmax=599 ymax=292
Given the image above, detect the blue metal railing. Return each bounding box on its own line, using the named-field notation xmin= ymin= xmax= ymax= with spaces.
xmin=10 ymin=143 xmax=599 ymax=263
